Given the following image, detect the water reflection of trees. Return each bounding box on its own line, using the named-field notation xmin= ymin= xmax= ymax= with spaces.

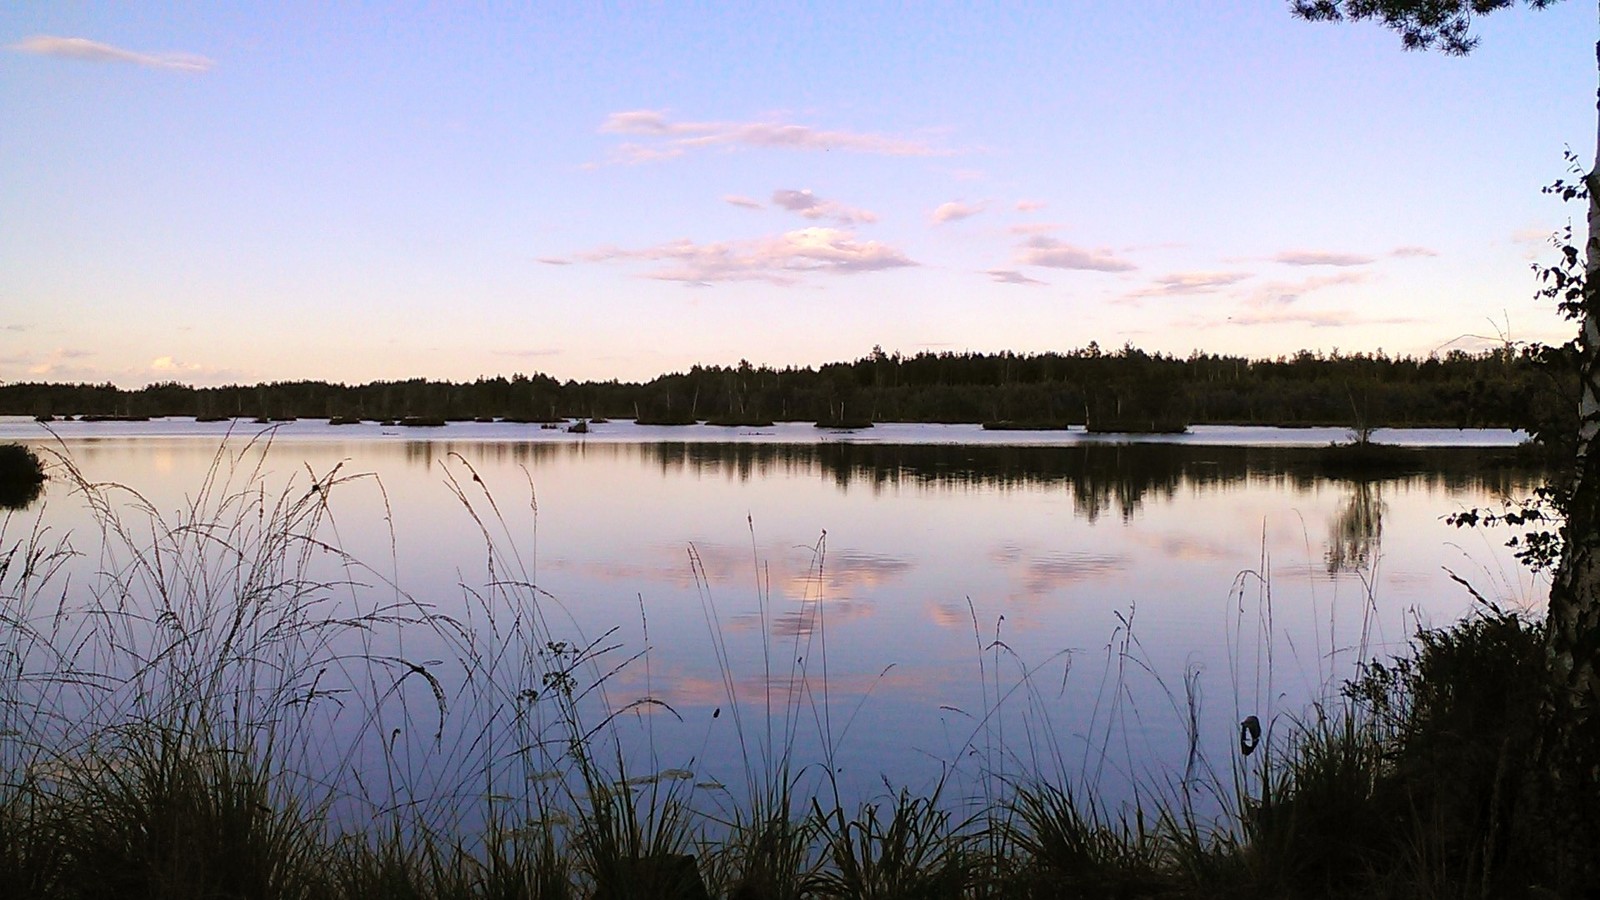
xmin=406 ymin=441 xmax=1544 ymax=525
xmin=0 ymin=474 xmax=43 ymax=510
xmin=1326 ymin=481 xmax=1384 ymax=574
xmin=638 ymin=442 xmax=1544 ymax=523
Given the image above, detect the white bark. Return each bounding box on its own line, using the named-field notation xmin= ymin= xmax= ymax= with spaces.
xmin=1546 ymin=9 xmax=1600 ymax=794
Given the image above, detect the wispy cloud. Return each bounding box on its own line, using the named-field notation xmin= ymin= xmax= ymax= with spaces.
xmin=604 ymin=143 xmax=686 ymax=165
xmin=987 ymin=268 xmax=1047 ymax=286
xmin=931 ymin=200 xmax=984 ymax=224
xmin=1129 ymin=271 xmax=1252 ymax=298
xmin=2 ymin=348 xmax=245 ymax=386
xmin=1015 ymin=199 xmax=1046 ymax=212
xmin=771 ymin=189 xmax=877 ymax=225
xmin=1007 ymin=222 xmax=1061 ymax=236
xmin=148 ymin=355 xmax=245 ymax=382
xmin=1218 ymin=271 xmax=1410 ymax=328
xmin=723 ymin=194 xmax=764 ymax=210
xmin=1226 ymin=307 xmax=1411 ymax=328
xmin=9 ymin=35 xmax=214 ymax=72
xmin=150 ymin=355 xmax=204 ymax=374
xmin=1016 ymin=236 xmax=1137 ymax=272
xmin=9 ymin=348 xmax=96 ymax=382
xmin=493 ymin=348 xmax=562 ymax=358
xmin=597 ymin=110 xmax=941 ymax=163
xmin=579 ymin=227 xmax=916 ymax=286
xmin=1273 ymin=249 xmax=1375 ymax=267
xmin=536 ymin=256 xmax=572 ymax=265
xmin=1390 ymin=245 xmax=1438 ymax=258
xmin=1246 ymin=271 xmax=1367 ymax=307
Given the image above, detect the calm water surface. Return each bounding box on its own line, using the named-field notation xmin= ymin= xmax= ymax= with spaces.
xmin=1 ymin=419 xmax=1547 ymax=816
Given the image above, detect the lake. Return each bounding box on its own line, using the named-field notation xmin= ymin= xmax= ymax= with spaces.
xmin=0 ymin=418 xmax=1548 ymax=826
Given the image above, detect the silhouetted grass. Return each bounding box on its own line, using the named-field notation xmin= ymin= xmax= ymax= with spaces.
xmin=0 ymin=440 xmax=1586 ymax=897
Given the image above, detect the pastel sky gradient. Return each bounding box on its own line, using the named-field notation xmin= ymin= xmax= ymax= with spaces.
xmin=1 ymin=3 xmax=1593 ymax=387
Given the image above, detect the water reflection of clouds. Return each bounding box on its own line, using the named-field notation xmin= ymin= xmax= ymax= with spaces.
xmin=549 ymin=541 xmax=907 ymax=585
xmin=1127 ymin=531 xmax=1238 ymax=563
xmin=740 ymin=549 xmax=911 ymax=637
xmin=990 ymin=542 xmax=1130 ymax=599
xmin=1020 ymin=552 xmax=1129 ymax=595
xmin=926 ymin=602 xmax=974 ymax=631
xmin=799 ymin=549 xmax=913 ymax=593
xmin=609 ymin=661 xmax=950 ymax=710
xmin=766 ymin=599 xmax=875 ymax=639
xmin=544 ymin=540 xmax=911 ymax=638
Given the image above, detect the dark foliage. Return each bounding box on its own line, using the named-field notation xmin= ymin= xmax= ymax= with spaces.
xmin=0 ymin=344 xmax=1560 ymax=431
xmin=1290 ymin=0 xmax=1561 ymax=55
xmin=1337 ymin=606 xmax=1554 ymax=896
xmin=0 ymin=443 xmax=45 ymax=509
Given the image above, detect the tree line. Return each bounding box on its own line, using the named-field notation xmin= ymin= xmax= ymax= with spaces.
xmin=0 ymin=343 xmax=1568 ymax=434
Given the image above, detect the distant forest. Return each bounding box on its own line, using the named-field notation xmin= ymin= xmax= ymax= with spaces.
xmin=0 ymin=344 xmax=1573 ymax=435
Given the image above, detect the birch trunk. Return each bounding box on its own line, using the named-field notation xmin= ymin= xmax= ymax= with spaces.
xmin=1543 ymin=10 xmax=1600 ymax=867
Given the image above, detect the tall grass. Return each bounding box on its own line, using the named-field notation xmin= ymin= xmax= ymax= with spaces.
xmin=0 ymin=439 xmax=1585 ymax=897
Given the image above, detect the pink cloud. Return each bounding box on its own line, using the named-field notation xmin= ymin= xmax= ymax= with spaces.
xmin=10 ymin=35 xmax=213 ymax=72
xmin=1273 ymin=249 xmax=1375 ymax=267
xmin=987 ymin=269 xmax=1047 ymax=286
xmin=1209 ymin=271 xmax=1410 ymax=328
xmin=1015 ymin=199 xmax=1047 ymax=212
xmin=931 ymin=200 xmax=985 ymax=224
xmin=1226 ymin=308 xmax=1412 ymax=328
xmin=771 ymin=189 xmax=877 ymax=225
xmin=1008 ymin=222 xmax=1062 ymax=236
xmin=1390 ymin=245 xmax=1438 ymax=258
xmin=597 ymin=110 xmax=941 ymax=162
xmin=1130 ymin=271 xmax=1253 ymax=298
xmin=579 ymin=227 xmax=916 ymax=285
xmin=723 ymin=195 xmax=764 ymax=210
xmin=1245 ymin=271 xmax=1368 ymax=308
xmin=1016 ymin=236 xmax=1137 ymax=272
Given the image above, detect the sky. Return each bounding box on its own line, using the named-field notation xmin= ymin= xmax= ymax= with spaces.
xmin=1 ymin=2 xmax=1594 ymax=387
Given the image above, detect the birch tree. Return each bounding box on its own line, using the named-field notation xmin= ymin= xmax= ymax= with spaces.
xmin=1292 ymin=0 xmax=1600 ymax=874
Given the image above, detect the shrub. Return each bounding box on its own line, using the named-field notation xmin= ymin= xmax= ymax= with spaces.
xmin=0 ymin=444 xmax=45 ymax=509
